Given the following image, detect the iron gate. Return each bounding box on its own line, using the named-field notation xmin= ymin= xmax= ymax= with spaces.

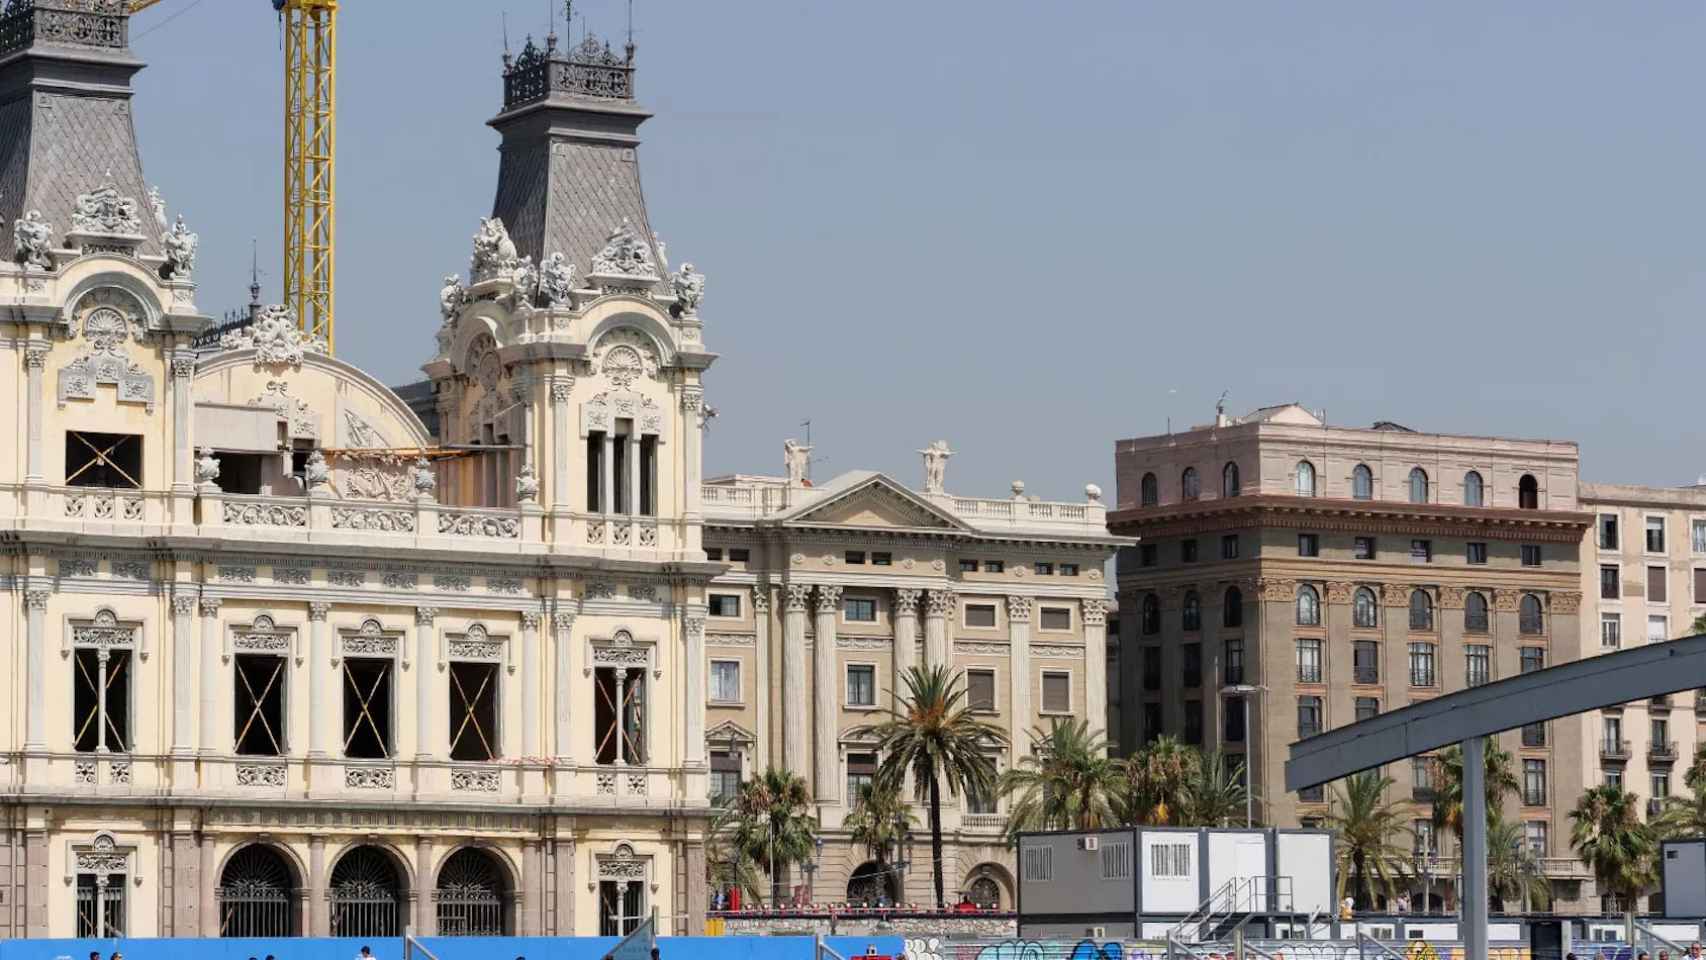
xmin=435 ymin=848 xmax=509 ymax=936
xmin=75 ymin=876 xmax=125 ymax=937
xmin=329 ymin=846 xmax=403 ymax=937
xmin=217 ymin=845 xmax=296 ymax=937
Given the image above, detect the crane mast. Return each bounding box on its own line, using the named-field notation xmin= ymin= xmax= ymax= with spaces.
xmin=280 ymin=0 xmax=337 ymax=352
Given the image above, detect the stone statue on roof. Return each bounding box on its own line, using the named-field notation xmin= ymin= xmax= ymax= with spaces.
xmin=784 ymin=439 xmax=812 ymax=488
xmin=470 ymin=216 xmax=518 ymax=281
xmin=162 ymin=214 xmax=197 ymax=278
xmin=671 ymin=262 xmax=705 ymax=317
xmin=439 ymin=275 xmax=465 ymax=321
xmin=919 ymin=440 xmax=953 ymax=494
xmin=538 ymin=252 xmax=575 ymax=307
xmin=13 ymin=210 xmax=52 ymax=270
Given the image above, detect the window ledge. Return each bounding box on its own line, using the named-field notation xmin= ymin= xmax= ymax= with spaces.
xmin=844 ymin=703 xmax=880 ymax=712
xmin=1039 ymin=709 xmax=1074 ymax=717
xmin=708 ymin=699 xmax=743 ymax=708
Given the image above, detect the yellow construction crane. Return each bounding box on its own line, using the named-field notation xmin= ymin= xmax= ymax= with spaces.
xmin=128 ymin=0 xmax=339 ymax=353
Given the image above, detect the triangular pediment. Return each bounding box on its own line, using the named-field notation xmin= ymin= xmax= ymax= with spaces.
xmin=784 ymin=474 xmax=967 ymax=531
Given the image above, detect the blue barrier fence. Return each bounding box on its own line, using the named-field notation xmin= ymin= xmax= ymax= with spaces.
xmin=0 ymin=936 xmax=905 ymax=960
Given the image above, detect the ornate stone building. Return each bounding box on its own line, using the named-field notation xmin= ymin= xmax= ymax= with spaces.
xmin=1107 ymin=403 xmax=1597 ymax=911
xmin=0 ymin=5 xmax=721 ymax=939
xmin=700 ymin=454 xmax=1118 ymax=910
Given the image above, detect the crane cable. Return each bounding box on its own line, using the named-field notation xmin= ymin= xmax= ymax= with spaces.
xmin=131 ymin=0 xmax=209 ymax=43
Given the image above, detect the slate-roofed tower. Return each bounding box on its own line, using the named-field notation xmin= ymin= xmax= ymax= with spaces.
xmin=0 ymin=0 xmax=166 ymax=260
xmin=490 ymin=27 xmax=666 ymax=292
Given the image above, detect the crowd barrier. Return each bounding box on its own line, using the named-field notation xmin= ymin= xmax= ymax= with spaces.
xmin=0 ymin=935 xmax=905 ymax=960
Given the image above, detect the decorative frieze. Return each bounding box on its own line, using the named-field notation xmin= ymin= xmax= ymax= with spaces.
xmin=111 ymin=559 xmax=149 ymax=580
xmin=223 ymin=500 xmax=308 ymax=528
xmin=708 ymin=633 xmax=756 ymax=647
xmin=58 ymin=558 xmax=97 ymax=578
xmin=272 ymin=564 xmax=310 ymax=585
xmin=382 ymin=571 xmax=418 ymax=590
xmin=341 ymin=619 xmax=399 ymax=657
xmin=438 ymin=511 xmax=521 ymax=539
xmin=1552 ymin=591 xmax=1582 ymax=614
xmin=231 ymin=614 xmax=292 ymax=657
xmin=954 ymin=641 xmax=1010 ymax=656
xmin=218 ymin=565 xmax=257 ymax=583
xmin=331 ymin=506 xmax=416 ymax=532
xmin=451 ymin=768 xmax=501 ymax=793
xmin=586 ymin=580 xmax=616 ymax=600
xmin=447 ymin=623 xmax=504 ymax=661
xmin=236 ymin=763 xmax=287 ymax=787
xmin=488 ymin=577 xmax=524 ymax=595
xmin=345 ymin=765 xmax=395 ymax=790
xmin=70 ymin=609 xmax=137 ymax=651
xmin=328 ymin=569 xmax=365 ymax=588
xmin=435 ymin=574 xmax=472 ymax=592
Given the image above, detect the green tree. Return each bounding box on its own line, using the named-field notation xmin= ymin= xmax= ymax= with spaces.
xmin=1179 ymin=751 xmax=1251 ymax=828
xmin=1687 ymin=613 xmax=1706 ymax=637
xmin=1571 ymin=784 xmax=1657 ymax=929
xmin=1326 ymin=770 xmax=1412 ymax=908
xmin=999 ymin=718 xmax=1120 ymax=840
xmin=1431 ymin=743 xmax=1520 ymax=841
xmin=711 ymin=768 xmax=817 ymax=905
xmin=863 ymin=665 xmax=1006 ymax=909
xmin=1652 ymin=775 xmax=1706 ymax=839
xmin=1116 ymin=735 xmax=1202 ymax=825
xmin=844 ymin=780 xmax=916 ymax=864
xmin=1488 ymin=817 xmax=1551 ymax=913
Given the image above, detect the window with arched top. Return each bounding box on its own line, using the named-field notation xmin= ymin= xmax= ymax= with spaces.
xmin=1182 ymin=591 xmax=1201 ymax=631
xmin=1409 ymin=590 xmax=1434 ymax=631
xmin=1223 ymin=587 xmax=1243 ymax=628
xmin=1296 ymin=461 xmax=1317 ymax=497
xmin=1181 ymin=467 xmax=1201 ymax=501
xmin=1296 ymin=584 xmax=1321 ymax=626
xmin=1408 ymin=468 xmax=1429 ymax=504
xmin=1352 ymin=464 xmax=1374 ymax=501
xmin=1520 ymin=594 xmax=1544 ymax=634
xmin=1519 ymin=474 xmax=1539 ymax=510
xmin=1223 ymin=462 xmax=1241 ymax=498
xmin=1464 ymin=471 xmax=1484 ymax=507
xmin=1465 ymin=592 xmax=1489 ymax=633
xmin=1353 ymin=587 xmax=1378 ymax=628
xmin=1141 ymin=594 xmax=1160 ymax=635
xmin=1140 ymin=473 xmax=1158 ymax=507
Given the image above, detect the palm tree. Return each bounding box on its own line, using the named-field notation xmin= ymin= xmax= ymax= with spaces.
xmin=1000 ymin=718 xmax=1121 ymax=840
xmin=711 ymin=768 xmax=817 ymax=905
xmin=1487 ymin=817 xmax=1550 ymax=913
xmin=1117 ymin=735 xmax=1201 ymax=826
xmin=1653 ymin=776 xmax=1706 ymax=839
xmin=862 ymin=665 xmax=1007 ymax=909
xmin=1326 ymin=770 xmax=1412 ymax=909
xmin=1431 ymin=743 xmax=1520 ymax=841
xmin=1571 ymin=784 xmax=1657 ymax=936
xmin=1179 ymin=751 xmax=1250 ymax=828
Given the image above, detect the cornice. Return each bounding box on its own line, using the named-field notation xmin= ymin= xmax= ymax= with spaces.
xmin=1107 ymin=495 xmax=1592 ymax=544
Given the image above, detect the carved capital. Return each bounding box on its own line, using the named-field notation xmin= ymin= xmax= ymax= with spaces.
xmin=550 ymin=378 xmax=573 ymax=404
xmin=1381 ymin=584 xmax=1411 ymax=609
xmin=1551 ymin=590 xmax=1582 ymax=614
xmin=1492 ymin=590 xmax=1521 ymax=612
xmin=1253 ymin=577 xmax=1296 ymax=601
xmin=23 ymin=345 xmax=48 ymax=370
xmin=23 ymin=589 xmax=50 ymax=611
xmin=552 ymin=611 xmax=576 ymax=633
xmin=1005 ymin=595 xmax=1032 ymax=622
xmin=924 ymin=589 xmax=954 ymax=618
xmin=680 ymin=386 xmax=704 ymax=413
xmin=1082 ymin=598 xmax=1109 ymax=626
xmin=520 ymin=611 xmax=542 ymax=630
xmin=893 ymin=588 xmax=921 ymax=617
xmin=170 ymin=594 xmax=196 ymax=616
xmin=198 ymin=597 xmax=222 ymax=617
xmin=415 ymin=606 xmax=438 ymax=626
xmin=684 ymin=615 xmax=706 ymax=639
xmin=307 ymin=602 xmax=331 ymax=622
xmin=171 ymin=354 xmax=196 ymax=380
xmin=749 ymin=585 xmax=771 ymax=614
xmin=784 ymin=583 xmax=813 ymax=613
xmin=1324 ymin=580 xmax=1355 ymax=604
xmin=814 ymin=585 xmax=843 ymax=614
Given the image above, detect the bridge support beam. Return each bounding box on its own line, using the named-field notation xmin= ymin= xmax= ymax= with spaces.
xmin=1461 ymin=736 xmax=1488 ymax=960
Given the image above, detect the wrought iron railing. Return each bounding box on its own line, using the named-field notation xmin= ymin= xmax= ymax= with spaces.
xmin=0 ymin=0 xmax=129 ymax=57
xmin=503 ymin=34 xmax=634 ymax=109
xmin=1601 ymin=738 xmax=1631 ymax=760
xmin=1353 ymin=664 xmax=1378 ymax=684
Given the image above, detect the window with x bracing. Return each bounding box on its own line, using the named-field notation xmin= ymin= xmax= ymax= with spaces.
xmin=73 ymin=648 xmax=130 ymax=752
xmin=234 ymin=654 xmax=287 ymax=755
xmin=594 ymin=666 xmax=648 ymax=765
xmin=66 ymin=431 xmax=142 ymax=488
xmin=448 ymin=661 xmax=500 ymax=762
xmin=342 ymin=658 xmax=394 ymax=759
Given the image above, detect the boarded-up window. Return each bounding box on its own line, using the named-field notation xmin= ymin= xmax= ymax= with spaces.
xmin=964 ymin=604 xmax=997 ymax=628
xmin=1042 ymin=672 xmax=1071 ymax=713
xmin=342 ymin=658 xmax=393 ymax=759
xmin=66 ymin=432 xmax=142 ymax=488
xmin=1039 ymin=607 xmax=1072 ymax=631
xmin=1650 ymin=566 xmax=1668 ymax=603
xmin=448 ymin=661 xmax=499 ymax=762
xmin=967 ymin=669 xmax=995 ymax=712
xmin=234 ymin=654 xmax=287 ymax=755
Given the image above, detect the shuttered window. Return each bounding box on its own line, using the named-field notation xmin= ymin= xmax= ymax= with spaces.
xmin=1650 ymin=566 xmax=1668 ymax=603
xmin=1696 ymin=568 xmax=1706 ymax=602
xmin=1042 ymin=672 xmax=1071 ymax=713
xmin=967 ymin=669 xmax=995 ymax=712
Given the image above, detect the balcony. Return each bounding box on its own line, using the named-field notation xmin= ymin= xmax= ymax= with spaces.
xmin=961 ymin=813 xmax=1008 ymax=833
xmin=703 ymin=478 xmax=1109 ymax=537
xmin=1353 ymin=665 xmax=1378 ymax=684
xmin=1650 ymin=740 xmax=1679 ymax=762
xmin=1297 ymin=666 xmax=1322 ymax=684
xmin=1600 ymin=739 xmax=1631 ymax=761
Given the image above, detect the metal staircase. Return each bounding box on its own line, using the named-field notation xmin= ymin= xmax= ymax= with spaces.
xmin=1167 ymin=875 xmax=1295 ymax=943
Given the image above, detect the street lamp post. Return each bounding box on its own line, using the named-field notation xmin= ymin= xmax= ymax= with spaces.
xmin=1223 ymin=684 xmax=1264 ymax=827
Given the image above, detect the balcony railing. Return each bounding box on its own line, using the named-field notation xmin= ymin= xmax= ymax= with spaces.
xmin=1523 ymin=789 xmax=1547 ymax=808
xmin=1601 ymin=739 xmax=1631 ymax=761
xmin=1650 ymin=740 xmax=1678 ymax=762
xmin=1297 ymin=666 xmax=1322 ymax=684
xmin=1410 ymin=669 xmax=1436 ymax=688
xmin=1412 ymin=785 xmax=1436 ymax=802
xmin=1353 ymin=665 xmax=1378 ymax=684
xmin=961 ymin=813 xmax=1008 ymax=832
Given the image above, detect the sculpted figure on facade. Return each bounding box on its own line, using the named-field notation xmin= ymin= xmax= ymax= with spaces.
xmin=537 ymin=252 xmax=575 ymax=307
xmin=919 ymin=440 xmax=953 ymax=494
xmin=439 ymin=274 xmax=465 ymax=321
xmin=220 ymin=304 xmax=327 ymax=366
xmin=13 ymin=210 xmax=52 ymax=269
xmin=412 ymin=457 xmax=438 ymax=501
xmin=515 ymin=462 xmax=540 ymax=503
xmin=194 ymin=447 xmax=220 ymax=489
xmin=670 ymin=262 xmax=704 ymax=317
xmin=72 ymin=184 xmax=142 ymax=235
xmin=162 ymin=214 xmax=197 ymax=278
xmin=470 ymin=216 xmax=518 ymax=281
xmin=304 ymin=449 xmax=331 ymax=491
xmin=783 ymin=439 xmax=812 ymax=487
xmin=147 ymin=185 xmax=168 ymax=230
xmin=590 ymin=219 xmax=658 ymax=279
xmin=510 ymin=254 xmax=538 ymax=305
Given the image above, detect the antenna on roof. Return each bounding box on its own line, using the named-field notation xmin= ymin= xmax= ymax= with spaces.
xmin=501 ymin=11 xmax=509 ymax=55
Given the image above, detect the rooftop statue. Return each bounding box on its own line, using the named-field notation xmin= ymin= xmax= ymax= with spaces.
xmin=162 ymin=215 xmax=197 ymax=278
xmin=538 ymin=252 xmax=575 ymax=307
xmin=671 ymin=262 xmax=704 ymax=317
xmin=590 ymin=220 xmax=657 ymax=279
xmin=12 ymin=210 xmax=52 ymax=270
xmin=470 ymin=216 xmax=518 ymax=281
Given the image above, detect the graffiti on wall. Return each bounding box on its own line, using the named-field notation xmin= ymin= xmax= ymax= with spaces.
xmin=903 ymin=938 xmax=1572 ymax=960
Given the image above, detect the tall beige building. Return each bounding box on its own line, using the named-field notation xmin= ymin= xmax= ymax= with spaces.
xmin=1107 ymin=403 xmax=1599 ymax=910
xmin=701 ymin=458 xmax=1119 ymax=909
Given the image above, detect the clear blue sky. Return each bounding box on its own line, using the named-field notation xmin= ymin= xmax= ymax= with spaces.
xmin=131 ymin=1 xmax=1706 ymax=501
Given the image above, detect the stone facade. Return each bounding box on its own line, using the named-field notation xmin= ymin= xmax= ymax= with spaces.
xmin=1108 ymin=404 xmax=1597 ymax=912
xmin=701 ymin=466 xmax=1118 ymax=909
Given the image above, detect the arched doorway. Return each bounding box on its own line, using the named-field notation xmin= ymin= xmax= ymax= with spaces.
xmin=962 ymin=863 xmax=1011 ymax=910
xmin=329 ymin=845 xmax=406 ymax=937
xmin=846 ymin=861 xmax=896 ymax=905
xmin=217 ymin=844 xmax=298 ymax=937
xmin=435 ymin=847 xmax=511 ymax=936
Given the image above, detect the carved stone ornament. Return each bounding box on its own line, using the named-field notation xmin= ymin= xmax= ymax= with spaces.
xmin=75 ymin=834 xmax=130 ymax=876
xmin=1493 ymin=590 xmax=1522 ymax=612
xmin=510 ymin=254 xmax=538 ymax=306
xmin=451 ymin=768 xmax=500 ymax=792
xmin=538 ymin=252 xmax=576 ymax=306
xmin=893 ymin=589 xmax=921 ymax=616
xmin=594 ymin=328 xmax=661 ymax=390
xmin=470 ymin=216 xmax=519 ymax=282
xmin=71 ymin=609 xmax=137 ymax=650
xmin=1081 ymin=598 xmax=1109 ymax=626
xmin=515 ymin=462 xmax=540 ymax=503
xmin=162 ymin=214 xmax=197 ymax=277
xmin=345 ymin=765 xmax=395 ymax=790
xmin=925 ymin=589 xmax=955 ymax=617
xmin=784 ymin=583 xmax=813 ymax=613
xmin=1381 ymin=584 xmax=1412 ymax=608
xmin=1437 ymin=585 xmax=1467 ymax=609
xmin=1552 ymin=590 xmax=1582 ymax=614
xmin=1325 ymin=581 xmax=1355 ymax=604
xmin=71 ymin=183 xmax=142 ymax=236
xmin=13 ymin=210 xmax=53 ymax=269
xmin=148 ymin=185 xmax=168 ymax=230
xmin=304 ymin=449 xmax=331 ymax=490
xmin=440 ymin=273 xmax=466 ymax=321
xmin=1006 ymin=596 xmax=1032 ymax=622
xmin=194 ymin=446 xmax=220 ymax=487
xmin=236 ymin=763 xmax=287 ymax=788
xmin=919 ymin=440 xmax=953 ymax=494
xmin=413 ymin=457 xmax=438 ymax=499
xmin=341 ymin=618 xmax=398 ymax=657
xmin=814 ymin=585 xmax=843 ymax=613
xmin=598 ymin=856 xmax=647 ymax=881
xmin=590 ymin=219 xmax=659 ymax=280
xmin=670 ymin=262 xmax=704 ymax=316
xmin=221 ymin=304 xmax=327 ymax=366
xmin=58 ymin=289 xmax=154 ymax=409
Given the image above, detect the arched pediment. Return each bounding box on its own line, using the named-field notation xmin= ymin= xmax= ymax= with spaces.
xmin=194 ymin=348 xmax=433 ymax=453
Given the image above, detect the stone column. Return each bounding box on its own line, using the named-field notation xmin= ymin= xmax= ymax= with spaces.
xmin=171 ymin=352 xmax=196 ymax=491
xmin=552 ymin=610 xmax=576 ymax=764
xmin=23 ymin=344 xmax=46 ymax=482
xmin=198 ymin=832 xmax=215 ymax=936
xmin=414 ymin=835 xmax=434 ymax=935
xmin=308 ymin=833 xmax=328 ymax=936
xmin=521 ymin=839 xmax=542 ymax=935
xmin=782 ymin=584 xmax=812 ymax=780
xmin=414 ymin=607 xmax=438 ymax=760
xmin=308 ymin=602 xmax=331 ymax=758
xmin=924 ymin=589 xmax=952 ymax=670
xmin=1006 ymin=596 xmax=1032 ymax=751
xmin=1083 ymin=599 xmax=1109 ymax=744
xmin=751 ymin=586 xmax=772 ymax=770
xmin=627 ymin=432 xmax=642 ymax=517
xmin=686 ymin=841 xmax=708 ymax=933
xmin=171 ymin=593 xmax=196 ymax=754
xmin=522 ymin=610 xmax=542 ymax=759
xmin=681 ymin=388 xmax=705 ymax=550
xmin=551 ymin=378 xmax=572 ymax=508
xmin=553 ymin=836 xmax=576 ymax=935
xmin=199 ymin=597 xmax=222 ymax=753
xmin=685 ymin=612 xmax=706 ymax=765
xmin=813 ymin=585 xmax=843 ymax=801
xmin=24 ymin=828 xmax=46 ymax=937
xmin=23 ymin=589 xmax=49 ymax=751
xmin=601 ymin=433 xmax=615 ymax=515
xmin=893 ymin=589 xmax=920 ymax=695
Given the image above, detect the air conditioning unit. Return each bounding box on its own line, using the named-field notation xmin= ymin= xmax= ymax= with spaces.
xmin=1078 ymin=836 xmax=1101 ymax=852
xmin=1087 ymin=927 xmax=1107 ymax=939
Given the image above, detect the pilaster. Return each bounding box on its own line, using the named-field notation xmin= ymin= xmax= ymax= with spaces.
xmin=308 ymin=602 xmax=331 ymax=760
xmin=414 ymin=607 xmax=438 ymax=765
xmin=198 ymin=596 xmax=222 ymax=755
xmin=782 ymin=583 xmax=811 ymax=782
xmin=308 ymin=833 xmax=328 ymax=935
xmin=684 ymin=611 xmax=707 ymax=765
xmin=1006 ymin=595 xmax=1032 ymax=756
xmin=893 ymin=588 xmax=920 ymax=696
xmin=552 ymin=609 xmax=577 ymax=772
xmin=751 ymin=585 xmax=772 ymax=770
xmin=924 ymin=588 xmax=952 ymax=670
xmin=813 ymin=585 xmax=843 ymax=801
